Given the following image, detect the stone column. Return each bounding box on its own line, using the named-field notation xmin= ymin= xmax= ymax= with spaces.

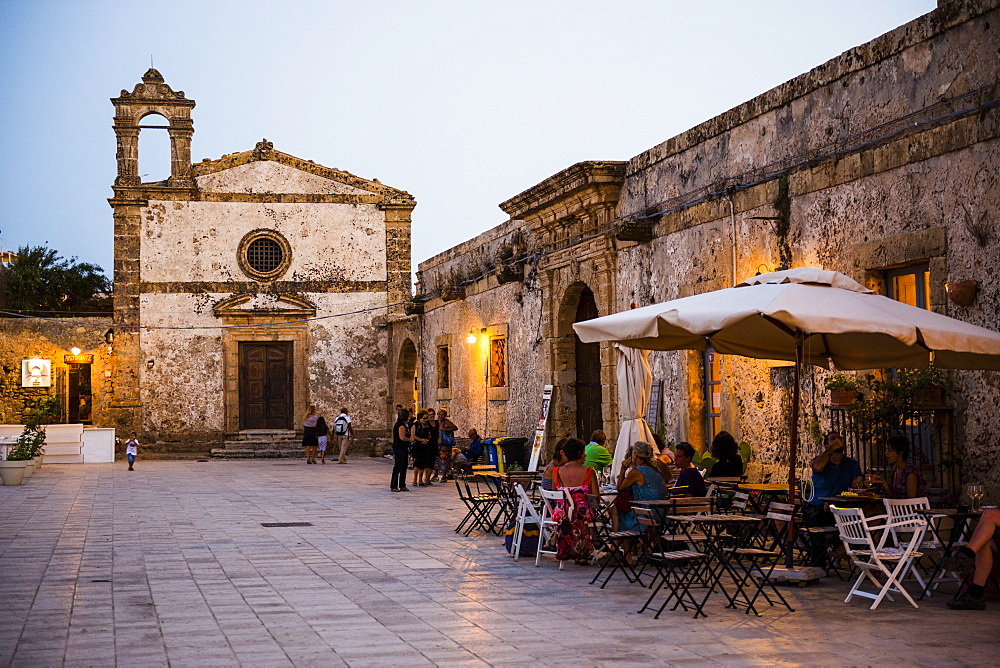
xmin=114 ymin=125 xmax=140 ymax=187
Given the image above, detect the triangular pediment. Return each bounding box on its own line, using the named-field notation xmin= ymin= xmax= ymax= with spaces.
xmin=213 ymin=293 xmax=317 ymax=319
xmin=192 ymin=139 xmax=412 ymax=201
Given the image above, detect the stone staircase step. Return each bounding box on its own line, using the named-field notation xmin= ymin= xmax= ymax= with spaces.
xmin=221 ymin=440 xmax=301 ymax=450
xmin=211 ymin=447 xmax=304 ymax=459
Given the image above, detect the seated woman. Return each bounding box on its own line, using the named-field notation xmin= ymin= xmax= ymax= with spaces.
xmin=616 ymin=440 xmax=669 ymax=532
xmin=672 ymin=442 xmax=706 ymax=497
xmin=552 ymin=437 xmax=599 ymax=564
xmin=708 ymin=431 xmax=744 ymax=478
xmin=871 ymin=435 xmax=926 ymax=499
xmin=541 ymin=438 xmax=568 ymax=491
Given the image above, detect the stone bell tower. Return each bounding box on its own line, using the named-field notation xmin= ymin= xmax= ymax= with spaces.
xmin=111 ymin=68 xmax=195 ymax=187
xmin=107 ymin=69 xmax=196 ymax=433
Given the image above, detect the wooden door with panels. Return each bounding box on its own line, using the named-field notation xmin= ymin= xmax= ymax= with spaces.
xmin=239 ymin=342 xmax=293 ymax=430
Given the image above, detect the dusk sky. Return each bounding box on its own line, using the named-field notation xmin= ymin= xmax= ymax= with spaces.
xmin=0 ymin=1 xmax=935 ymax=282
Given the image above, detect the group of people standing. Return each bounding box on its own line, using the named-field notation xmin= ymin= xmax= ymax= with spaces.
xmin=301 ymin=405 xmax=353 ymax=464
xmin=389 ymin=407 xmax=459 ymax=492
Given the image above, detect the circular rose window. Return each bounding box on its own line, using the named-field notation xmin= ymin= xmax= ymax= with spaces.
xmin=237 ymin=230 xmax=291 ymax=280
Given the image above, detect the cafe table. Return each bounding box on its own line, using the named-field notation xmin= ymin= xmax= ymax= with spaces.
xmin=659 ymin=513 xmax=765 ymax=617
xmin=821 ymin=494 xmax=885 ymax=509
xmin=739 ymin=483 xmax=790 ymax=514
xmin=914 ymin=507 xmax=988 ymax=599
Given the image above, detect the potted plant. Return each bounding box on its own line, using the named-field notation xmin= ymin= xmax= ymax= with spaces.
xmin=494 ymin=240 xmax=527 ymax=284
xmin=898 ymin=367 xmax=947 ymax=407
xmin=0 ymin=436 xmax=33 ymax=486
xmin=441 ymin=285 xmax=464 ymax=301
xmin=403 ymin=295 xmax=426 ymax=315
xmin=825 ymin=374 xmax=859 ymax=406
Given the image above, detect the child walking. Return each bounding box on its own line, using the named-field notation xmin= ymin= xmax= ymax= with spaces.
xmin=315 ymin=416 xmax=329 ymax=464
xmin=124 ymin=432 xmax=139 ymax=471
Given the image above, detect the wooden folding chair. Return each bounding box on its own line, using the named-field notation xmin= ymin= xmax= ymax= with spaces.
xmin=536 ymin=488 xmax=567 ymax=569
xmin=633 ymin=506 xmax=711 ymax=619
xmin=882 ymin=496 xmax=956 ymax=594
xmin=454 ymin=480 xmax=499 ymax=536
xmin=831 ymin=505 xmax=926 ymax=610
xmin=510 ymin=483 xmax=543 ymax=561
xmin=585 ymin=493 xmax=642 ymax=588
xmin=729 ymin=502 xmax=796 ymax=615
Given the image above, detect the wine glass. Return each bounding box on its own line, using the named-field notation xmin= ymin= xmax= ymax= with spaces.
xmin=967 ymin=484 xmax=984 ymax=513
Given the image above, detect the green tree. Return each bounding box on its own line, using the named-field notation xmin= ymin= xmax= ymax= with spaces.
xmin=0 ymin=245 xmax=110 ymax=314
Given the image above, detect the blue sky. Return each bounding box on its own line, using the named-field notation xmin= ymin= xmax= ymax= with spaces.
xmin=0 ymin=0 xmax=935 ymax=279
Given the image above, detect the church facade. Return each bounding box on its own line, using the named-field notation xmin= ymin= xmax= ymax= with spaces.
xmin=105 ymin=69 xmax=414 ymax=446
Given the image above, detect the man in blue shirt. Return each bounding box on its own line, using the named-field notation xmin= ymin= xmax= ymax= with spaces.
xmin=804 ymin=431 xmax=862 ymax=567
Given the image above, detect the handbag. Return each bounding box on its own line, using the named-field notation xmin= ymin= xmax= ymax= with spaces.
xmin=614 ymin=487 xmax=633 ymax=512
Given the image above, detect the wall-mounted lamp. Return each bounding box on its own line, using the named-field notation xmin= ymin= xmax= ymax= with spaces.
xmin=104 ymin=328 xmax=115 ymax=354
xmin=466 ymin=330 xmax=478 ymax=344
xmin=146 ymin=359 xmax=155 ymax=370
xmin=945 ymin=280 xmax=978 ymax=307
xmin=71 ymin=347 xmax=82 ymax=356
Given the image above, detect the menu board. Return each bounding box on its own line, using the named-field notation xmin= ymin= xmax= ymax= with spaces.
xmin=645 ymin=380 xmax=662 ymax=425
xmin=528 ymin=385 xmax=554 ymax=471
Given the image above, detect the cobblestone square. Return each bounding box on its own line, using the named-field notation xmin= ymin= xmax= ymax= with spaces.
xmin=1 ymin=460 xmax=996 ymax=666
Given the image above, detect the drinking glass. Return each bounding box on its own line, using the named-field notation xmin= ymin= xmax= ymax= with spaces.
xmin=967 ymin=483 xmax=984 ymax=513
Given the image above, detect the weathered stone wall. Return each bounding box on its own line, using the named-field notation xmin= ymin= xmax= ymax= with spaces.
xmin=0 ymin=317 xmax=111 ymax=425
xmin=613 ymin=0 xmax=1000 ymax=490
xmin=139 ymin=198 xmax=387 ymax=284
xmin=418 ymin=166 xmax=627 ymax=447
xmin=419 ymin=0 xmax=1000 ymax=494
xmin=416 ymin=268 xmax=546 ymax=439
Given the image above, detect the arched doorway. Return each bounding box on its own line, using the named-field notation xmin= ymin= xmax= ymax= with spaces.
xmin=394 ymin=338 xmax=418 ymax=414
xmin=574 ymin=287 xmax=603 ymax=439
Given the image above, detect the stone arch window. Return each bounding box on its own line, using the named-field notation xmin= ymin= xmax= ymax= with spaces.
xmin=138 ymin=112 xmax=171 ymax=183
xmin=237 ymin=230 xmax=292 ymax=281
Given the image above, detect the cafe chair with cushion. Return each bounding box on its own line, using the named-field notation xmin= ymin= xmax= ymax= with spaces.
xmin=831 ymin=505 xmax=926 ymax=610
xmin=536 ymin=488 xmax=568 ymax=569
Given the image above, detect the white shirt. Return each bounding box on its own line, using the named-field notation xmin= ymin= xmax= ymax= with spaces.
xmin=125 ymin=439 xmax=138 ymax=456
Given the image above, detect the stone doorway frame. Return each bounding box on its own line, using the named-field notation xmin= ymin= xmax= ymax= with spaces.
xmin=214 ymin=294 xmax=314 ymax=435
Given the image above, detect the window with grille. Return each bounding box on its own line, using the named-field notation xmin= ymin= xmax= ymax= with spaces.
xmin=489 ymin=336 xmax=507 ymax=388
xmin=246 ymin=238 xmax=283 ymax=274
xmin=437 ymin=345 xmax=450 ymax=389
xmin=237 ymin=230 xmax=291 ymax=280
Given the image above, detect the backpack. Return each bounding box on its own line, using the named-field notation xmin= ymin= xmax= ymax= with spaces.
xmin=334 ymin=415 xmax=349 ymax=435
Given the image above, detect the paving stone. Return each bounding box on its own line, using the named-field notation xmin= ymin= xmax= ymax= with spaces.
xmin=2 ymin=460 xmax=998 ymax=665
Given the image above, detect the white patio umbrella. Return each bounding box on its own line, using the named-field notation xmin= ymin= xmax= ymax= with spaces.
xmin=611 ymin=344 xmax=657 ymax=480
xmin=574 ymin=267 xmax=1000 ymax=565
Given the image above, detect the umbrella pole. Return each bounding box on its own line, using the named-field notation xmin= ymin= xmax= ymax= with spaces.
xmin=785 ymin=335 xmax=802 ymax=568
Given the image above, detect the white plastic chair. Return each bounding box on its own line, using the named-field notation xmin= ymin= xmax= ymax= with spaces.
xmin=510 ymin=483 xmax=543 ymax=561
xmin=536 ymin=488 xmax=567 ymax=569
xmin=831 ymin=505 xmax=926 ymax=610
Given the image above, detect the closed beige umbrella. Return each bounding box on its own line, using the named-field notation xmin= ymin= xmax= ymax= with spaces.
xmin=611 ymin=344 xmax=657 ymax=479
xmin=574 ymin=267 xmax=1000 ymax=566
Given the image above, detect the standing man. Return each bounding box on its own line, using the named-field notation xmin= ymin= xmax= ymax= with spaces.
xmin=334 ymin=408 xmax=352 ymax=464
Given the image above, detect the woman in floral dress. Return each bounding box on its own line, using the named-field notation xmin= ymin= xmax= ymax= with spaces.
xmin=552 ymin=438 xmax=599 ymax=564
